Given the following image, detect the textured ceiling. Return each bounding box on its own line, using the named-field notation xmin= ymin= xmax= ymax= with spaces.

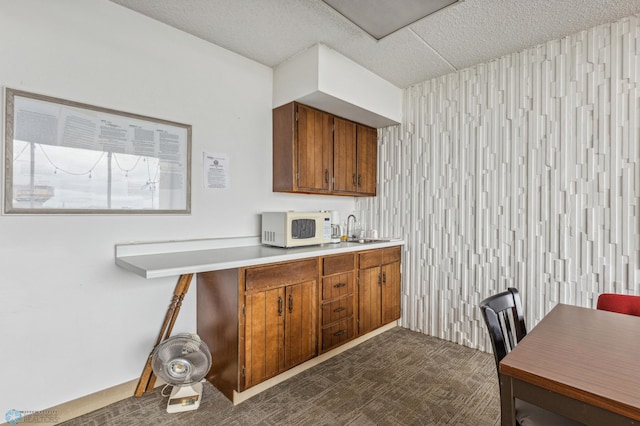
xmin=321 ymin=0 xmax=459 ymax=40
xmin=109 ymin=0 xmax=640 ymax=89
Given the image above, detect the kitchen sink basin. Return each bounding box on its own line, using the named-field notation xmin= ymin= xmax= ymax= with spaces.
xmin=348 ymin=238 xmax=393 ymax=244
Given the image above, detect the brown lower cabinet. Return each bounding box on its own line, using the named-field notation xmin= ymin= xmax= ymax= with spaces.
xmin=358 ymin=246 xmax=402 ymax=335
xmin=320 ymin=253 xmax=356 ymax=352
xmin=197 ymin=246 xmax=401 ymax=401
xmin=244 ymin=281 xmax=317 ymax=388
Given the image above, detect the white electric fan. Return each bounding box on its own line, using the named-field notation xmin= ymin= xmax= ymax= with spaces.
xmin=151 ymin=333 xmax=212 ymax=413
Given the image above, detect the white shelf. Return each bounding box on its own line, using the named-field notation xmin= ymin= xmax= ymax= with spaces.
xmin=115 ymin=237 xmax=404 ymax=279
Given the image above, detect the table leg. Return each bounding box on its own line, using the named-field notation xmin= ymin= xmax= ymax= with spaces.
xmin=500 ymin=373 xmax=516 ymax=426
xmin=134 ymin=273 xmax=193 ymax=397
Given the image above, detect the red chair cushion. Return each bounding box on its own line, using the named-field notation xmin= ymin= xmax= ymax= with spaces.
xmin=597 ymin=293 xmax=640 ymax=317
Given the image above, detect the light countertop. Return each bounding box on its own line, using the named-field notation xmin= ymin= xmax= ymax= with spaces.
xmin=115 ymin=237 xmax=404 ymax=279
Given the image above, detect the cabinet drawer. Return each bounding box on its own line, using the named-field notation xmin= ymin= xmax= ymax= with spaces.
xmin=322 ymin=253 xmax=355 ymax=276
xmin=245 ymin=259 xmax=317 ymax=292
xmin=322 ymin=317 xmax=355 ymax=351
xmin=383 ymin=246 xmax=401 ymax=264
xmin=322 ymin=272 xmax=354 ymax=300
xmin=322 ymin=294 xmax=354 ymax=325
xmin=358 ymin=250 xmax=382 ymax=269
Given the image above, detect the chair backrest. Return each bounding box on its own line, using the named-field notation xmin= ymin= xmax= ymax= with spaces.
xmin=597 ymin=293 xmax=640 ymax=317
xmin=479 ymin=288 xmax=527 ymax=375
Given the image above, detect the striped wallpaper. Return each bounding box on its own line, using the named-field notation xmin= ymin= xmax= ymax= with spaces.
xmin=357 ymin=15 xmax=640 ymax=351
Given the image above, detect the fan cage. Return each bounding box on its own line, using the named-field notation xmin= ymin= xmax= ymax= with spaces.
xmin=151 ymin=333 xmax=212 ymax=386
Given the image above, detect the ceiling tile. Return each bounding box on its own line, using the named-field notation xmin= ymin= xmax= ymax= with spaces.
xmin=109 ymin=0 xmax=640 ymax=88
xmin=321 ymin=0 xmax=458 ymax=40
xmin=334 ymin=29 xmax=457 ymax=88
xmin=411 ymin=0 xmax=640 ymax=71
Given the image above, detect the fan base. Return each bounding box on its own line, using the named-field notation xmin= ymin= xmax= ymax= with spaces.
xmin=166 ymin=382 xmax=203 ymax=413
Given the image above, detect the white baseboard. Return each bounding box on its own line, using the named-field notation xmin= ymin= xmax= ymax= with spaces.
xmin=0 ymin=379 xmax=140 ymax=426
xmin=2 ymin=322 xmax=398 ymax=425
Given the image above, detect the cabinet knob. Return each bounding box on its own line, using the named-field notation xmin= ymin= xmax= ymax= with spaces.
xmin=278 ymin=297 xmax=283 ymax=315
xmin=334 ymin=282 xmax=346 ymax=288
xmin=334 ymin=329 xmax=346 ymax=336
xmin=334 ymin=307 xmax=346 ymax=313
xmin=289 ymin=294 xmax=293 ymax=313
xmin=325 ymin=169 xmax=329 ymax=184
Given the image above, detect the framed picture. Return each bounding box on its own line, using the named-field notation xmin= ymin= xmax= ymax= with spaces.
xmin=3 ymin=88 xmax=191 ymax=214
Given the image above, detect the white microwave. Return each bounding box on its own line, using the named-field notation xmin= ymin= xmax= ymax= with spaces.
xmin=262 ymin=211 xmax=331 ymax=248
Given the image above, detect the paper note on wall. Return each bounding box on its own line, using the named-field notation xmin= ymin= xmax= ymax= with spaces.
xmin=203 ymin=152 xmax=230 ymax=189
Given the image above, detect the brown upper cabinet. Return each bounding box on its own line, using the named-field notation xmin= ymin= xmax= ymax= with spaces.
xmin=273 ymin=102 xmax=377 ymax=197
xmin=356 ymin=124 xmax=377 ymax=195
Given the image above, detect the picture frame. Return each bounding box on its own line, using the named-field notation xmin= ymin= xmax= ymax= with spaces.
xmin=3 ymin=88 xmax=191 ymax=214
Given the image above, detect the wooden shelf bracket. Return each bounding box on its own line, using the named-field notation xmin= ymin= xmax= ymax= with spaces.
xmin=133 ymin=273 xmax=194 ymax=397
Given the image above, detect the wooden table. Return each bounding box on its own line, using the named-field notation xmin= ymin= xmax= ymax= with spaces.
xmin=499 ymin=304 xmax=640 ymax=425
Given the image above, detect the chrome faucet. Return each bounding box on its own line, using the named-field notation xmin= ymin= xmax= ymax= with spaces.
xmin=346 ymin=214 xmax=356 ymax=239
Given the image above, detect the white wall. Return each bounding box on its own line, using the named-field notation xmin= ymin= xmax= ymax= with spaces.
xmin=359 ymin=15 xmax=640 ymax=351
xmin=0 ymin=0 xmax=355 ymax=414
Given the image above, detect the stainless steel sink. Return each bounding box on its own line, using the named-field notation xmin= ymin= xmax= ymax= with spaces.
xmin=347 ymin=238 xmax=393 ymax=244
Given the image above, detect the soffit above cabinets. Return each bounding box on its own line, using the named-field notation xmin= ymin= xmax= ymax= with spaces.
xmin=273 ymin=44 xmax=403 ymax=128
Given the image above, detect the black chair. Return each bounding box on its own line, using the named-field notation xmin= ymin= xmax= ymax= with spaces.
xmin=479 ymin=288 xmax=583 ymax=426
xmin=480 ymin=288 xmax=526 ymax=375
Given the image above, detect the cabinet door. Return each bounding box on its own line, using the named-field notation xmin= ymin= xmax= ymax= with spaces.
xmin=244 ymin=287 xmax=285 ymax=388
xmin=358 ymin=266 xmax=382 ymax=335
xmin=284 ymin=280 xmax=317 ymax=369
xmin=381 ymin=262 xmax=401 ymax=324
xmin=333 ymin=116 xmax=357 ymax=193
xmin=356 ymin=124 xmax=377 ymax=195
xmin=297 ymin=105 xmax=333 ymax=192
